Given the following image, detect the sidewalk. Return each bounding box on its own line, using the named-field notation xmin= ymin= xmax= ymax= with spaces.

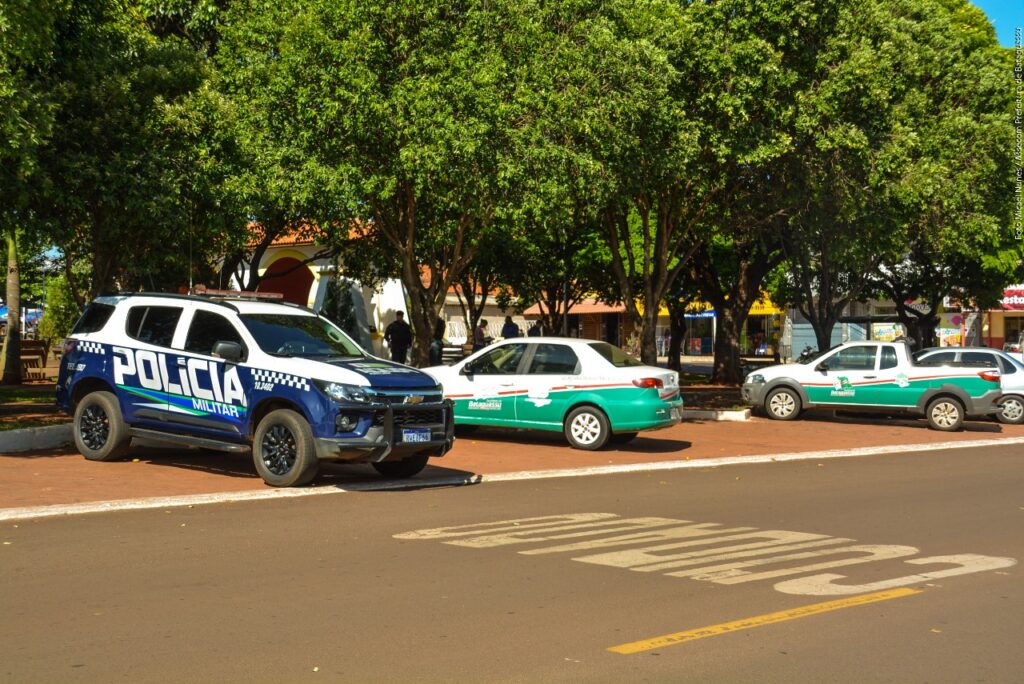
xmin=3 ymin=413 xmax=1023 ymax=512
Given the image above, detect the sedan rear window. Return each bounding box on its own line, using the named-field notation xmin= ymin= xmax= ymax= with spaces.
xmin=588 ymin=342 xmax=643 ymax=368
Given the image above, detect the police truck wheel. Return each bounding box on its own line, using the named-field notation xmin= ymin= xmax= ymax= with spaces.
xmin=564 ymin=406 xmax=610 ymax=450
xmin=74 ymin=391 xmax=130 ymax=461
xmin=253 ymin=409 xmax=319 ymax=487
xmin=372 ymin=453 xmax=430 ymax=479
xmin=996 ymin=395 xmax=1024 ymax=425
xmin=765 ymin=387 xmax=801 ymax=421
xmin=926 ymin=396 xmax=964 ymax=431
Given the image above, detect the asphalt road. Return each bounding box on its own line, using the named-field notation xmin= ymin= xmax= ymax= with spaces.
xmin=2 ymin=443 xmax=1022 ymax=683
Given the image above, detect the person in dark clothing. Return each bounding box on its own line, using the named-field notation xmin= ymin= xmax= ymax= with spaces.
xmin=473 ymin=319 xmax=490 ymax=352
xmin=429 ymin=317 xmax=446 ymax=366
xmin=501 ymin=315 xmax=520 ymax=339
xmin=527 ymin=323 xmax=541 ymax=337
xmin=384 ymin=311 xmax=413 ymax=364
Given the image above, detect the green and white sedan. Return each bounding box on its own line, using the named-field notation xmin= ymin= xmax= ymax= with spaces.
xmin=423 ymin=338 xmax=682 ymax=449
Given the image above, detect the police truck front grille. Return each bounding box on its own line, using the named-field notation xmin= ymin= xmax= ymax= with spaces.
xmin=374 ymin=408 xmax=445 ymax=427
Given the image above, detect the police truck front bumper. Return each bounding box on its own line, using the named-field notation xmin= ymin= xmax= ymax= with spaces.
xmin=314 ymin=399 xmax=455 ymax=463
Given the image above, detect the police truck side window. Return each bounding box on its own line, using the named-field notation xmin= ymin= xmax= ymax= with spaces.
xmin=126 ymin=306 xmax=182 ymax=347
xmin=880 ymin=346 xmax=898 ymax=370
xmin=71 ymin=302 xmax=116 ymax=334
xmin=185 ymin=310 xmax=245 ymax=357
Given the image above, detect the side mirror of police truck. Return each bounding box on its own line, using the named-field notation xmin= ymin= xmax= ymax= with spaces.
xmin=212 ymin=340 xmax=243 ymax=362
xmin=815 ymin=361 xmax=829 ymax=373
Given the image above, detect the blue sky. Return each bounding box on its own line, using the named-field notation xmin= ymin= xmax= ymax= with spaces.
xmin=972 ymin=0 xmax=1020 ymax=47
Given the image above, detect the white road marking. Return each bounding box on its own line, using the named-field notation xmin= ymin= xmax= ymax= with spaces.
xmin=2 ymin=435 xmax=1023 ymax=522
xmin=397 ymin=513 xmax=1018 ymax=596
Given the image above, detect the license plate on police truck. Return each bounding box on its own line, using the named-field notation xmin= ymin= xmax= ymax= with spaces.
xmin=402 ymin=428 xmax=432 ymax=443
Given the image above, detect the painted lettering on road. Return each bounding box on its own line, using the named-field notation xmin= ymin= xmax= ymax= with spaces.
xmin=395 ymin=513 xmax=1016 ymax=596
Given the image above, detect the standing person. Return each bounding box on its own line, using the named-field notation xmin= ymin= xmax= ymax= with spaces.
xmin=473 ymin=319 xmax=490 ymax=352
xmin=527 ymin=322 xmax=541 ymax=337
xmin=429 ymin=317 xmax=446 ymax=366
xmin=384 ymin=311 xmax=413 ymax=364
xmin=501 ymin=315 xmax=520 ymax=339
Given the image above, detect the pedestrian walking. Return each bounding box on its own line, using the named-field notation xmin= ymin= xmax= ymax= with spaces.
xmin=384 ymin=311 xmax=413 ymax=364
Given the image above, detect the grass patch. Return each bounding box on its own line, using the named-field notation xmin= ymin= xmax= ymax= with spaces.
xmin=0 ymin=386 xmax=54 ymax=404
xmin=1 ymin=416 xmax=69 ymax=431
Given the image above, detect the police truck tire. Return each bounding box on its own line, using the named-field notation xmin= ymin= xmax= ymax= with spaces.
xmin=74 ymin=391 xmax=130 ymax=461
xmin=372 ymin=453 xmax=430 ymax=479
xmin=253 ymin=409 xmax=319 ymax=487
xmin=765 ymin=387 xmax=801 ymax=421
xmin=564 ymin=406 xmax=611 ymax=450
xmin=996 ymin=395 xmax=1024 ymax=425
xmin=926 ymin=396 xmax=964 ymax=431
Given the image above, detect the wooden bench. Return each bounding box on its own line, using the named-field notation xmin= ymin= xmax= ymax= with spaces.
xmin=18 ymin=339 xmax=51 ymax=381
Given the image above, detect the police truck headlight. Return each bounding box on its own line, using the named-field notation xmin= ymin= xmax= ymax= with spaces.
xmin=315 ymin=381 xmax=372 ymax=403
xmin=747 ymin=373 xmax=765 ymax=384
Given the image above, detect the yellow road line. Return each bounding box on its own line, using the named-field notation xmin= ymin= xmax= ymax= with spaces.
xmin=608 ymin=587 xmax=923 ymax=654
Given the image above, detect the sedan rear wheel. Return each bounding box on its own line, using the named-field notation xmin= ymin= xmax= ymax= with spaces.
xmin=997 ymin=395 xmax=1024 ymax=425
xmin=564 ymin=406 xmax=610 ymax=450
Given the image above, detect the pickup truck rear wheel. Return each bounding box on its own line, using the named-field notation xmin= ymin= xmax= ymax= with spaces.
xmin=372 ymin=453 xmax=430 ymax=478
xmin=926 ymin=396 xmax=964 ymax=431
xmin=74 ymin=391 xmax=130 ymax=461
xmin=253 ymin=409 xmax=319 ymax=487
xmin=996 ymin=395 xmax=1024 ymax=424
xmin=765 ymin=387 xmax=801 ymax=421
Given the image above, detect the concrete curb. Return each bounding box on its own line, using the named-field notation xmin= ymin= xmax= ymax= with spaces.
xmin=682 ymin=408 xmax=750 ymax=421
xmin=0 ymin=423 xmax=73 ymax=454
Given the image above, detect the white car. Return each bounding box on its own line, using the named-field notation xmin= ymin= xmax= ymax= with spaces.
xmin=914 ymin=347 xmax=1024 ymax=425
xmin=423 ymin=338 xmax=683 ymax=450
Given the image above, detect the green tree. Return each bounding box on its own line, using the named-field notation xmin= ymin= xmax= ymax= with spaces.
xmin=862 ymin=0 xmax=1020 ymax=348
xmin=218 ymin=0 xmax=535 ymax=364
xmin=31 ymin=0 xmax=220 ymax=301
xmin=0 ymin=0 xmax=65 ymax=383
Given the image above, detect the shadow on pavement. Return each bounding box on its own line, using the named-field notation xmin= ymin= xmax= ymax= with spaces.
xmin=453 ymin=427 xmax=692 ymax=454
xmin=817 ymin=412 xmax=1005 ymax=432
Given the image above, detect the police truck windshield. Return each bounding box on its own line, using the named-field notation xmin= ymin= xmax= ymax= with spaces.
xmin=240 ymin=313 xmax=365 ymax=358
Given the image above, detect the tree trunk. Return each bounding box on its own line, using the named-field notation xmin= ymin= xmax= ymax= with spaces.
xmin=635 ymin=306 xmax=658 ymax=365
xmin=811 ymin=316 xmax=837 ymax=356
xmin=667 ymin=313 xmax=686 ymax=372
xmin=2 ymin=231 xmax=22 ymax=385
xmin=712 ymin=307 xmax=745 ymax=385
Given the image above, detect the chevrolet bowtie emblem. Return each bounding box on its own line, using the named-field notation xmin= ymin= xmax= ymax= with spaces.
xmin=404 ymin=395 xmax=424 ymax=404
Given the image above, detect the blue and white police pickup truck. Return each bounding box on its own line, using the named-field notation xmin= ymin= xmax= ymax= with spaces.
xmin=742 ymin=340 xmax=1004 ymax=431
xmin=57 ymin=293 xmax=454 ymax=486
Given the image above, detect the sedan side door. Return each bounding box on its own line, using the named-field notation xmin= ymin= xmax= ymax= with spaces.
xmin=451 ymin=343 xmax=529 ymax=426
xmin=514 ymin=343 xmax=583 ymax=429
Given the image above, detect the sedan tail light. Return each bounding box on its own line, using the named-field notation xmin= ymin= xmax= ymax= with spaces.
xmin=633 ymin=377 xmax=664 ymax=389
xmin=978 ymin=370 xmax=1001 ymax=383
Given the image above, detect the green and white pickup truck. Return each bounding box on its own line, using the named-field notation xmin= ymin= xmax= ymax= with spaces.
xmin=741 ymin=341 xmax=1004 ymax=430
